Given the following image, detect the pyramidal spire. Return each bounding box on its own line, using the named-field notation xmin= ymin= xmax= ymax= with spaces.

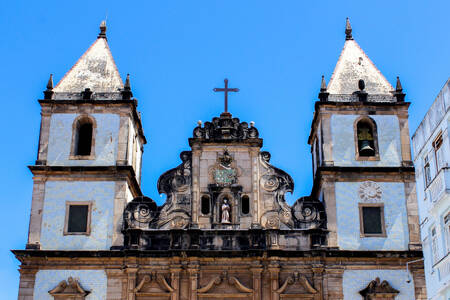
xmin=320 ymin=75 xmax=327 ymax=92
xmin=54 ymin=21 xmax=123 ymax=94
xmin=46 ymin=74 xmax=54 ymax=90
xmin=396 ymin=76 xmax=403 ymax=92
xmin=43 ymin=74 xmax=54 ymax=99
xmin=345 ymin=17 xmax=353 ymax=40
xmin=326 ymin=18 xmax=394 ymax=97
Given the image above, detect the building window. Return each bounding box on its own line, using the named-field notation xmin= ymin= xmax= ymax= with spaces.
xmin=241 ymin=195 xmax=250 ymax=215
xmin=445 ymin=213 xmax=450 ymax=254
xmin=433 ymin=132 xmax=445 ymax=173
xmin=70 ymin=116 xmax=96 ymax=159
xmin=201 ymin=195 xmax=210 ymax=215
xmin=431 ymin=227 xmax=439 ymax=264
xmin=355 ymin=118 xmax=379 ymax=160
xmin=359 ymin=203 xmax=386 ymax=237
xmin=424 ymin=155 xmax=432 ymax=187
xmin=64 ymin=202 xmax=92 ymax=235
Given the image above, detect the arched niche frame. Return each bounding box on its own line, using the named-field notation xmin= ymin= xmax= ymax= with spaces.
xmin=215 ymin=192 xmax=237 ymax=224
xmin=70 ymin=114 xmax=97 ymax=160
xmin=353 ymin=116 xmax=380 ymax=161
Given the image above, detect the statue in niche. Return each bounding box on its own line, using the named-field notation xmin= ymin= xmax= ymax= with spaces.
xmin=221 ymin=198 xmax=231 ymax=224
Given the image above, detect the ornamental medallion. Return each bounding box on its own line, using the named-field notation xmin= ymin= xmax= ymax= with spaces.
xmin=210 ymin=150 xmax=239 ymax=186
xmin=358 ymin=181 xmax=382 ymax=202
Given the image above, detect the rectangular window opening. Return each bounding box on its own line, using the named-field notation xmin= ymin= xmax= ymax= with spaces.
xmin=359 ymin=204 xmax=386 ymax=237
xmin=64 ymin=202 xmax=91 ymax=235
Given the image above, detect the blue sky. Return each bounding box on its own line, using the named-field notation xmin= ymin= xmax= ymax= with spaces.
xmin=1 ymin=0 xmax=449 ymax=297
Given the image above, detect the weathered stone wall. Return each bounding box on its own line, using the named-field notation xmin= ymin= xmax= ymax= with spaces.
xmin=47 ymin=113 xmax=120 ymax=166
xmin=40 ymin=181 xmax=115 ymax=250
xmin=330 ymin=114 xmax=402 ymax=167
xmin=33 ymin=269 xmax=107 ymax=300
xmin=335 ymin=181 xmax=409 ymax=250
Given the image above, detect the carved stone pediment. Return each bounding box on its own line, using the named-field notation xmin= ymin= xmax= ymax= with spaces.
xmin=135 ymin=272 xmax=174 ymax=298
xmin=198 ymin=271 xmax=253 ymax=298
xmin=359 ymin=277 xmax=399 ymax=300
xmin=48 ymin=277 xmax=90 ymax=299
xmin=276 ymin=272 xmax=317 ymax=298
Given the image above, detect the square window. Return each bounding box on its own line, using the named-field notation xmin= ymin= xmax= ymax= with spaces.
xmin=359 ymin=204 xmax=386 ymax=237
xmin=64 ymin=202 xmax=92 ymax=235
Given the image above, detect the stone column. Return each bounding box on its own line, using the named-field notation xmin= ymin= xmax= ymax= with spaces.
xmin=323 ymin=268 xmax=344 ymax=300
xmin=17 ymin=268 xmax=37 ymax=300
xmin=321 ymin=113 xmax=334 ymax=166
xmin=250 ymin=148 xmax=260 ymax=227
xmin=191 ymin=148 xmax=201 ymax=227
xmin=268 ymin=261 xmax=280 ymax=300
xmin=411 ymin=263 xmax=427 ymax=300
xmin=251 ymin=264 xmax=263 ymax=300
xmin=398 ymin=115 xmax=412 ymax=165
xmin=312 ymin=266 xmax=324 ymax=300
xmin=116 ymin=114 xmax=130 ymax=166
xmin=188 ymin=264 xmax=199 ymax=300
xmin=126 ymin=267 xmax=138 ymax=300
xmin=36 ymin=110 xmax=51 ymax=165
xmin=322 ymin=180 xmax=338 ymax=248
xmin=106 ymin=268 xmax=125 ymax=300
xmin=26 ymin=178 xmax=46 ymax=249
xmin=170 ymin=265 xmax=182 ymax=300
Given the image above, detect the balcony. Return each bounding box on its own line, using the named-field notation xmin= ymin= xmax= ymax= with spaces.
xmin=434 ymin=252 xmax=450 ymax=282
xmin=426 ymin=167 xmax=450 ymax=205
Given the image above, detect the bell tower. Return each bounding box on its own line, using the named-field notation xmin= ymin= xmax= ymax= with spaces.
xmin=309 ymin=19 xmax=421 ymax=250
xmin=26 ymin=21 xmax=146 ymax=250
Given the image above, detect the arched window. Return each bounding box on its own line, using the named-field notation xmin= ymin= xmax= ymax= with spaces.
xmin=241 ymin=195 xmax=250 ymax=215
xmin=355 ymin=118 xmax=378 ymax=158
xmin=201 ymin=195 xmax=210 ymax=215
xmin=72 ymin=116 xmax=95 ymax=157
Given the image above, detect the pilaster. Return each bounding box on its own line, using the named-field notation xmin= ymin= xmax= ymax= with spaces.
xmin=36 ymin=111 xmax=51 ymax=165
xmin=268 ymin=261 xmax=280 ymax=300
xmin=322 ymin=180 xmax=337 ymax=248
xmin=320 ymin=113 xmax=333 ymax=166
xmin=17 ymin=268 xmax=37 ymax=300
xmin=116 ymin=115 xmax=130 ymax=166
xmin=26 ymin=178 xmax=46 ymax=249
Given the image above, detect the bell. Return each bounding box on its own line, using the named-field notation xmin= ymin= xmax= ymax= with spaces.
xmin=360 ymin=140 xmax=375 ymax=156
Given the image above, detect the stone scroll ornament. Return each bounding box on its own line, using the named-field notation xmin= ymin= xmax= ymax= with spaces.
xmin=359 ymin=277 xmax=399 ymax=300
xmin=291 ymin=196 xmax=326 ymax=230
xmin=48 ymin=277 xmax=90 ymax=299
xmin=156 ymin=151 xmax=192 ymax=228
xmin=192 ymin=115 xmax=259 ymax=141
xmin=123 ymin=196 xmax=158 ymax=230
xmin=197 ymin=271 xmax=253 ymax=294
xmin=259 ymin=151 xmax=295 ymax=228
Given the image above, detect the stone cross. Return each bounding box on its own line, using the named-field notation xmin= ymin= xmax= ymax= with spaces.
xmin=213 ymin=79 xmax=239 ymax=113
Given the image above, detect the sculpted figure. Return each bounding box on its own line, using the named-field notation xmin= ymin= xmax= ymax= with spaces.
xmin=221 ymin=199 xmax=231 ymax=224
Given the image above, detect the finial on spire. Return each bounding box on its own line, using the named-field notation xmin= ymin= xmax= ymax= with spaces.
xmin=121 ymin=74 xmax=133 ymax=100
xmin=318 ymin=75 xmax=329 ymax=102
xmin=320 ymin=75 xmax=327 ymax=92
xmin=355 ymin=79 xmax=368 ymax=102
xmin=44 ymin=74 xmax=54 ymax=99
xmin=394 ymin=76 xmax=405 ymax=102
xmin=345 ymin=17 xmax=353 ymax=40
xmin=98 ymin=20 xmax=107 ymax=39
xmin=395 ymin=76 xmax=403 ymax=92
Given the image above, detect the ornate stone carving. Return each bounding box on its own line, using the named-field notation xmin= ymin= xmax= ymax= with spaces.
xmin=359 ymin=181 xmax=382 ymax=202
xmin=191 ymin=113 xmax=260 ymax=142
xmin=221 ymin=199 xmax=231 ymax=223
xmin=157 ymin=151 xmax=192 ymax=229
xmin=48 ymin=277 xmax=90 ymax=299
xmin=209 ymin=150 xmax=240 ymax=186
xmin=197 ymin=271 xmax=253 ymax=295
xmin=359 ymin=277 xmax=399 ymax=299
xmin=123 ymin=196 xmax=158 ymax=230
xmin=276 ymin=272 xmax=318 ymax=296
xmin=259 ymin=151 xmax=295 ymax=228
xmin=134 ymin=272 xmax=174 ymax=297
xmin=292 ymin=196 xmax=326 ymax=230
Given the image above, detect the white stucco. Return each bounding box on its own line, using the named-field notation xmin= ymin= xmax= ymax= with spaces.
xmin=343 ymin=269 xmax=415 ymax=300
xmin=335 ymin=181 xmax=409 ymax=250
xmin=47 ymin=113 xmax=120 ymax=166
xmin=331 ymin=114 xmax=402 ymax=167
xmin=40 ymin=181 xmax=115 ymax=250
xmin=33 ymin=269 xmax=107 ymax=300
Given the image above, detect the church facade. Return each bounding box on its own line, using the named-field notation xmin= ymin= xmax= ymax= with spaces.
xmin=14 ymin=19 xmax=427 ymax=299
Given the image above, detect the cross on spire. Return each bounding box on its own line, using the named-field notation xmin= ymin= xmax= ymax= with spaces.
xmin=213 ymin=79 xmax=239 ymax=113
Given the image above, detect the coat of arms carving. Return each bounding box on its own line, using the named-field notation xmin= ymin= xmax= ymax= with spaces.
xmin=209 ymin=150 xmax=239 ymax=185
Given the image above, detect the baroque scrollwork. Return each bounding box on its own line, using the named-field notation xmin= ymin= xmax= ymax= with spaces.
xmin=123 ymin=196 xmax=158 ymax=230
xmin=359 ymin=277 xmax=399 ymax=299
xmin=192 ymin=113 xmax=259 ymax=142
xmin=292 ymin=196 xmax=326 ymax=229
xmin=276 ymin=272 xmax=317 ymax=295
xmin=48 ymin=277 xmax=90 ymax=298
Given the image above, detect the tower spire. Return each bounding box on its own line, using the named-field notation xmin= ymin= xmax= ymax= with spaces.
xmin=393 ymin=76 xmax=405 ymax=102
xmin=318 ymin=75 xmax=329 ymax=102
xmin=396 ymin=76 xmax=403 ymax=92
xmin=44 ymin=74 xmax=54 ymax=99
xmin=121 ymin=74 xmax=133 ymax=100
xmin=98 ymin=20 xmax=107 ymax=39
xmin=345 ymin=17 xmax=353 ymax=40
